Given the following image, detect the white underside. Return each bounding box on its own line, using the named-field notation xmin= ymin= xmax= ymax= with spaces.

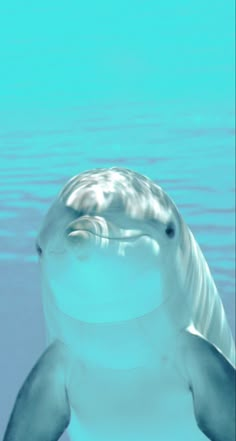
xmin=67 ymin=415 xmax=208 ymax=441
xmin=66 ymin=363 xmax=209 ymax=441
xmin=55 ymin=303 xmax=209 ymax=441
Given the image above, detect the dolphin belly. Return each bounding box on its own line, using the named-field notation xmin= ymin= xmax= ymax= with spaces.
xmin=66 ymin=362 xmax=209 ymax=441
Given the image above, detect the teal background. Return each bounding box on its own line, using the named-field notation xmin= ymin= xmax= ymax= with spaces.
xmin=0 ymin=1 xmax=235 ymax=108
xmin=0 ymin=1 xmax=235 ymax=440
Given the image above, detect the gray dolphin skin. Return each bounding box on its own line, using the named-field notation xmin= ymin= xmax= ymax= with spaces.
xmin=3 ymin=167 xmax=235 ymax=441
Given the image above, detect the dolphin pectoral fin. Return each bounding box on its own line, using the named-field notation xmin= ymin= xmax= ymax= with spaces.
xmin=3 ymin=340 xmax=71 ymax=441
xmin=179 ymin=330 xmax=236 ymax=441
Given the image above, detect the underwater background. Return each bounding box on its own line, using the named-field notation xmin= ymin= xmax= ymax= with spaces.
xmin=0 ymin=1 xmax=235 ymax=440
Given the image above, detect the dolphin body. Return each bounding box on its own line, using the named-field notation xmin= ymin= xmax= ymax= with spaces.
xmin=4 ymin=167 xmax=235 ymax=441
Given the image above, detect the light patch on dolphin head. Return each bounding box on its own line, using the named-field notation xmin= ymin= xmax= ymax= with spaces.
xmin=37 ymin=168 xmax=182 ymax=324
xmin=60 ymin=167 xmax=174 ymax=225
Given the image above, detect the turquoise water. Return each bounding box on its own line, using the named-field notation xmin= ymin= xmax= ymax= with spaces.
xmin=0 ymin=1 xmax=235 ymax=440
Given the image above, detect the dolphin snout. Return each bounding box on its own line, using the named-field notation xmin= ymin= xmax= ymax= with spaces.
xmin=66 ymin=215 xmax=145 ymax=243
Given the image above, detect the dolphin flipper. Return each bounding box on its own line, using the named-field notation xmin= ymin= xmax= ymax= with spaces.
xmin=179 ymin=330 xmax=236 ymax=441
xmin=3 ymin=340 xmax=71 ymax=441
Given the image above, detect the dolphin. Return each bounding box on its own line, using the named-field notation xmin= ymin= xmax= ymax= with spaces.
xmin=3 ymin=167 xmax=235 ymax=441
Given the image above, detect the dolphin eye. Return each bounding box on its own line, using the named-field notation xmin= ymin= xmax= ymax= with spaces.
xmin=36 ymin=242 xmax=43 ymax=257
xmin=165 ymin=222 xmax=175 ymax=238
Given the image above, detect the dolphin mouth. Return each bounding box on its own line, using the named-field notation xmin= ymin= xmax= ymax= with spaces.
xmin=66 ymin=215 xmax=150 ymax=243
xmin=67 ymin=228 xmax=150 ymax=242
xmin=66 ymin=228 xmax=160 ymax=259
xmin=65 ymin=215 xmax=160 ymax=257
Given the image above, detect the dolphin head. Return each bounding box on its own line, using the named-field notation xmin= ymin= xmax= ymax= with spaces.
xmin=37 ymin=168 xmax=185 ymax=323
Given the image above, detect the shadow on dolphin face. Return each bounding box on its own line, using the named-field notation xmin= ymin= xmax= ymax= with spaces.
xmin=42 ymin=230 xmax=167 ymax=323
